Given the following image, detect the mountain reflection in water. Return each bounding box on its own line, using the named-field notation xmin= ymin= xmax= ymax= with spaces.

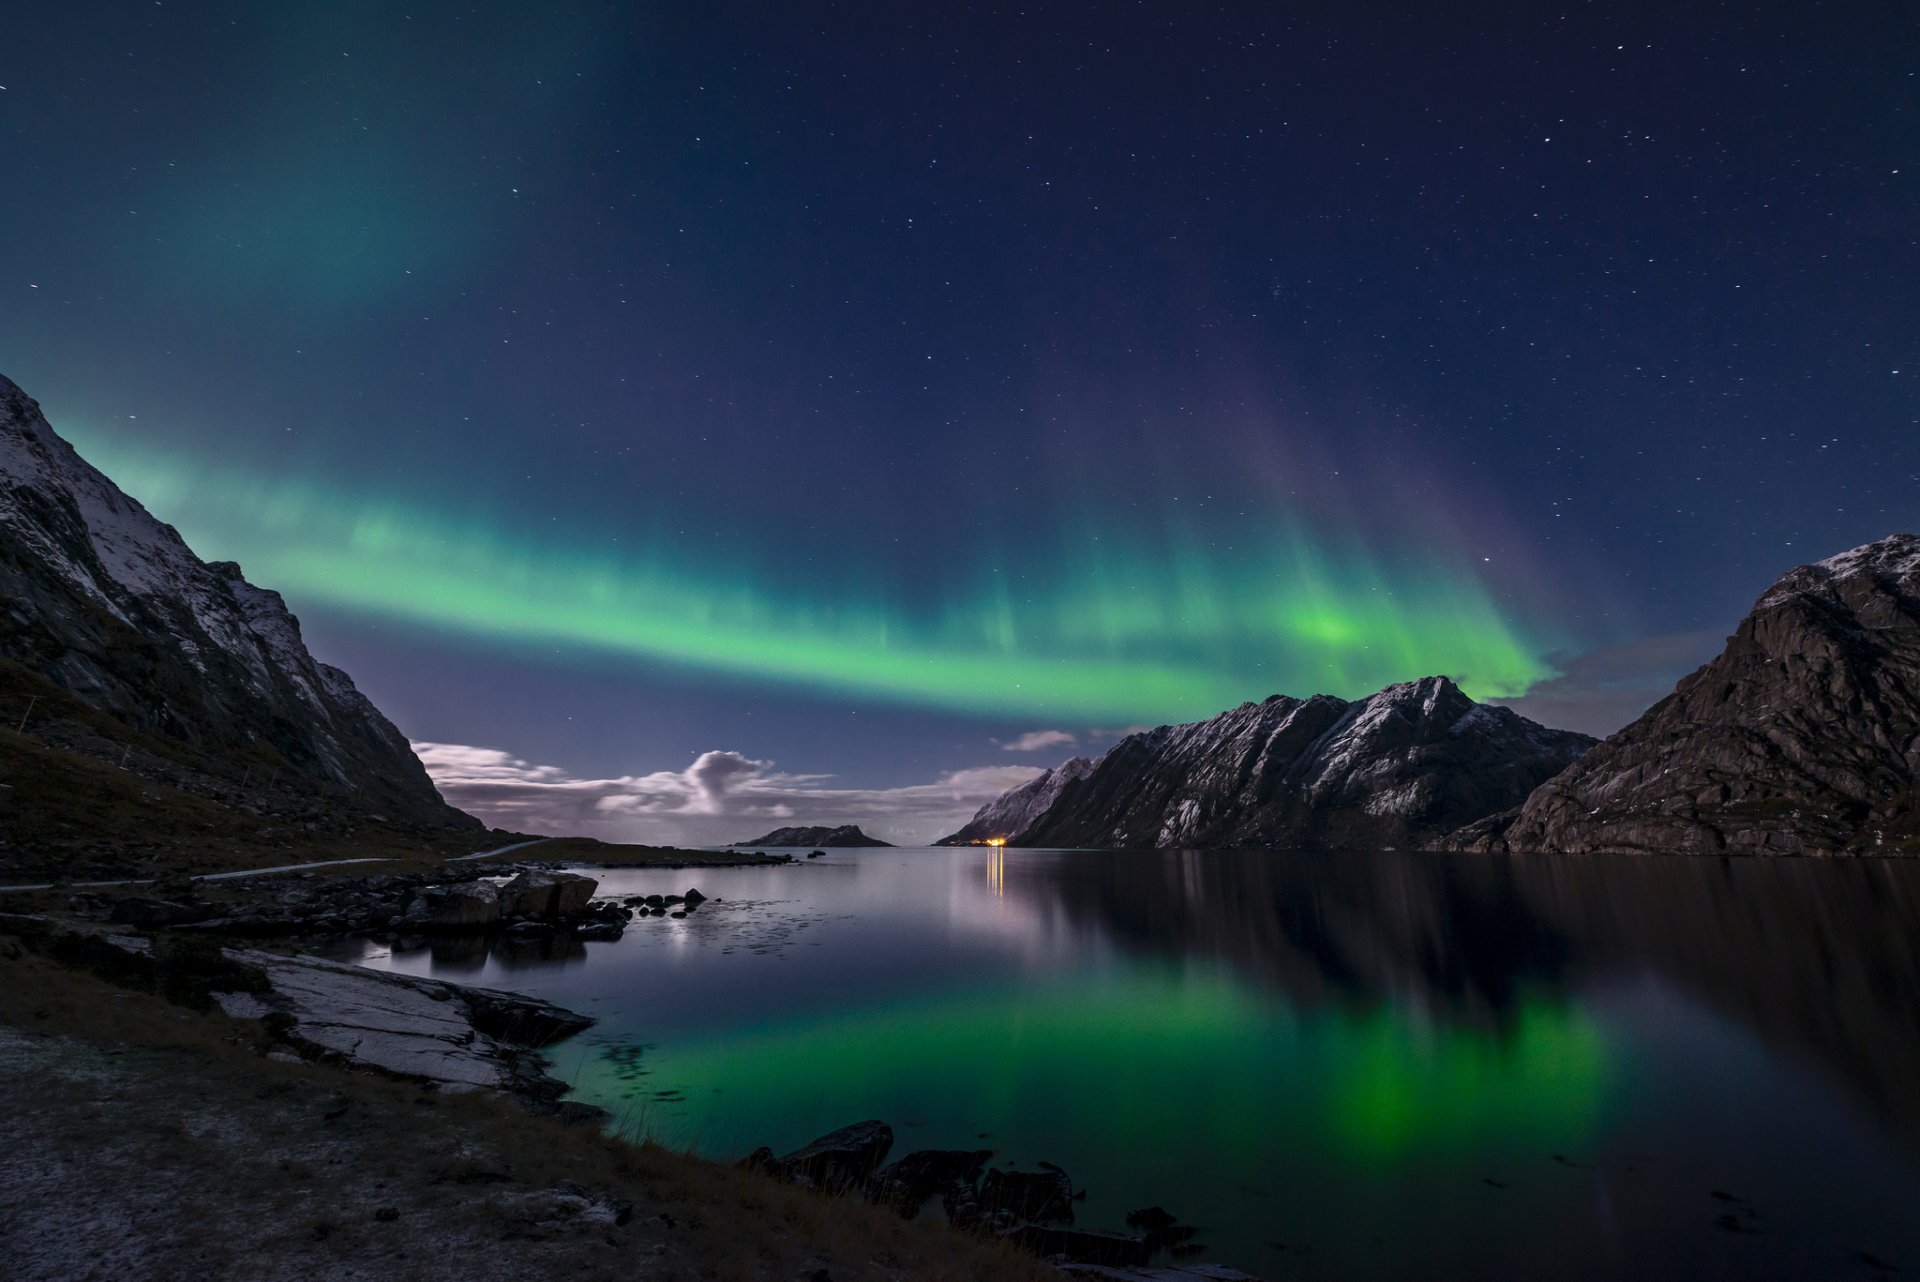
xmin=1027 ymin=850 xmax=1920 ymax=1156
xmin=352 ymin=848 xmax=1920 ymax=1280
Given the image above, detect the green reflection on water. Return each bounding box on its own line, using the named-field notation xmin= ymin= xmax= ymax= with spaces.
xmin=571 ymin=963 xmax=1615 ymax=1177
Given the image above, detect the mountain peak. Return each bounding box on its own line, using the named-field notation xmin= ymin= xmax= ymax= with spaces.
xmin=1488 ymin=536 xmax=1920 ymax=855
xmin=1756 ymin=533 xmax=1920 ymax=611
xmin=0 ymin=372 xmax=477 ymax=870
xmin=945 ymin=679 xmax=1592 ymax=850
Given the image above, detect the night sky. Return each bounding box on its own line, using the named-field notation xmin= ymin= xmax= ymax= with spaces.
xmin=3 ymin=2 xmax=1915 ymax=843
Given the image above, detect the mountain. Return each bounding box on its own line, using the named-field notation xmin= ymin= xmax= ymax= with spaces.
xmin=1465 ymin=535 xmax=1920 ymax=855
xmin=0 ymin=373 xmax=478 ymax=869
xmin=941 ymin=676 xmax=1594 ymax=849
xmin=729 ymin=824 xmax=892 ymax=848
xmin=936 ymin=756 xmax=1097 ymax=845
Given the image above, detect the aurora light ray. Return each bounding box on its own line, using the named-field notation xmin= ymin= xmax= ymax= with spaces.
xmin=63 ymin=430 xmax=1559 ymax=724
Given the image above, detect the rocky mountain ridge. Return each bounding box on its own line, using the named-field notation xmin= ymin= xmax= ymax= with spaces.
xmin=937 ymin=756 xmax=1096 ymax=846
xmin=1463 ymin=534 xmax=1920 ymax=855
xmin=941 ymin=676 xmax=1594 ymax=849
xmin=0 ymin=372 xmax=477 ymax=858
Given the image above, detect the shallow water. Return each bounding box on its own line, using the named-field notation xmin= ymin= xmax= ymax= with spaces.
xmin=341 ymin=847 xmax=1920 ymax=1279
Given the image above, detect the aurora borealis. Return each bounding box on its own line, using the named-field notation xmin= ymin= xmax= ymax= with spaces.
xmin=55 ymin=428 xmax=1552 ymax=723
xmin=3 ymin=1 xmax=1916 ymax=841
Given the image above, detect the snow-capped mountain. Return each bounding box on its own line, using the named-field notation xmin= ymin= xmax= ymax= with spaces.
xmin=1468 ymin=534 xmax=1920 ymax=855
xmin=944 ymin=677 xmax=1594 ymax=850
xmin=937 ymin=755 xmax=1095 ymax=845
xmin=0 ymin=373 xmax=475 ymax=834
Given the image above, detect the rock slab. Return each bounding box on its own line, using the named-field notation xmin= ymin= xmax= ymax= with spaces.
xmin=215 ymin=948 xmax=591 ymax=1096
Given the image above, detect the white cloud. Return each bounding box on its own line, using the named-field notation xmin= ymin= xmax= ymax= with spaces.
xmin=996 ymin=729 xmax=1079 ymax=753
xmin=413 ymin=742 xmax=1043 ymax=847
xmin=683 ymin=749 xmax=774 ymax=812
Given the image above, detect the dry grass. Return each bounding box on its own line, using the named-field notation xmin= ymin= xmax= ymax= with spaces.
xmin=0 ymin=940 xmax=1055 ymax=1282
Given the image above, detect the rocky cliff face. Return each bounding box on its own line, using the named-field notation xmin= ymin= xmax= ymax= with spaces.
xmin=1474 ymin=535 xmax=1920 ymax=855
xmin=949 ymin=677 xmax=1593 ymax=850
xmin=0 ymin=373 xmax=476 ymax=837
xmin=937 ymin=756 xmax=1096 ymax=845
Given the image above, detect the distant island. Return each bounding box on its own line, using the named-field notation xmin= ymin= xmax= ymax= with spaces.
xmin=729 ymin=824 xmax=892 ymax=848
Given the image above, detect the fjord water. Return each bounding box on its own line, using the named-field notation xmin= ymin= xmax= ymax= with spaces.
xmin=348 ymin=849 xmax=1920 ymax=1279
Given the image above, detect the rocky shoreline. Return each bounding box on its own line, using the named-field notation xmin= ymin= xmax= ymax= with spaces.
xmin=739 ymin=1120 xmax=1252 ymax=1279
xmin=2 ymin=860 xmax=1262 ymax=1279
xmin=91 ymin=860 xmax=732 ymax=943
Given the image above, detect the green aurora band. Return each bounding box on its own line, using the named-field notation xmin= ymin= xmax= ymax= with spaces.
xmin=568 ymin=968 xmax=1615 ymax=1168
xmin=66 ymin=431 xmax=1559 ymax=722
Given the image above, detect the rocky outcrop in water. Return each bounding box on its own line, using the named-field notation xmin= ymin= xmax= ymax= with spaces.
xmin=949 ymin=677 xmax=1592 ymax=850
xmin=1466 ymin=535 xmax=1920 ymax=856
xmin=0 ymin=373 xmax=478 ymax=846
xmin=728 ymin=824 xmax=891 ymax=847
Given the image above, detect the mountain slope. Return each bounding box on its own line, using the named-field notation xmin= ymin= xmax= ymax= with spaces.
xmin=0 ymin=373 xmax=477 ymax=867
xmin=937 ymin=756 xmax=1095 ymax=845
xmin=1476 ymin=535 xmax=1920 ymax=855
xmin=947 ymin=677 xmax=1594 ymax=849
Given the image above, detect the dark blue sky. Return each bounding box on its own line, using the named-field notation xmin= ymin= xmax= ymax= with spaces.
xmin=2 ymin=1 xmax=1914 ymax=841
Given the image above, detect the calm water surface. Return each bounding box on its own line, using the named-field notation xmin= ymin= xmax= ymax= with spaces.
xmin=343 ymin=848 xmax=1920 ymax=1280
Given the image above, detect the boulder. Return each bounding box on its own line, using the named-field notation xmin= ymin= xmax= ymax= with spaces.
xmin=1124 ymin=1206 xmax=1178 ymax=1232
xmin=871 ymin=1148 xmax=993 ymax=1217
xmin=683 ymin=888 xmax=707 ymax=906
xmin=402 ymin=880 xmax=500 ymax=931
xmin=499 ymin=871 xmax=598 ymax=920
xmin=980 ymin=1164 xmax=1075 ymax=1222
xmin=774 ymin=1121 xmax=894 ymax=1192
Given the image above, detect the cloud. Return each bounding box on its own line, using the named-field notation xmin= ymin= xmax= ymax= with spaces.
xmin=996 ymin=729 xmax=1079 ymax=753
xmin=1488 ymin=629 xmax=1725 ymax=737
xmin=414 ymin=742 xmax=1044 ymax=846
xmin=683 ymin=750 xmax=773 ymax=812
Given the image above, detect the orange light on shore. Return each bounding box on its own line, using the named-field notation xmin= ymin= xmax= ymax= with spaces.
xmin=986 ymin=837 xmax=1007 ymax=847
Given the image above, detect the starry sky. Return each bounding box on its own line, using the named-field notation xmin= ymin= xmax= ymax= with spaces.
xmin=2 ymin=1 xmax=1915 ymax=843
